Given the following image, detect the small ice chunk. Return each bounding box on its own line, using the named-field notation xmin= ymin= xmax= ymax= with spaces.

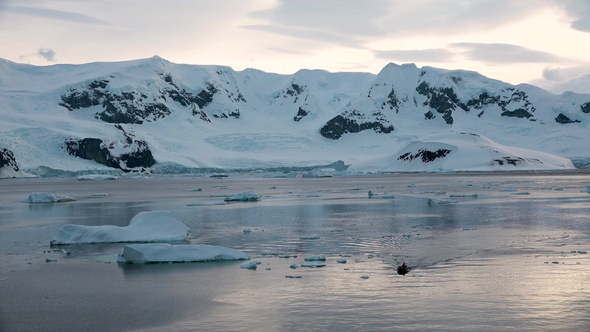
xmin=337 ymin=259 xmax=347 ymax=264
xmin=285 ymin=275 xmax=302 ymax=278
xmin=91 ymin=193 xmax=108 ymax=197
xmin=240 ymin=261 xmax=261 ymax=270
xmin=187 ymin=201 xmax=226 ymax=206
xmin=45 ymin=258 xmax=57 ymax=263
xmin=448 ymin=194 xmax=478 ymax=198
xmin=243 ymin=228 xmax=252 ymax=233
xmin=578 ymin=251 xmax=587 ymax=254
xmin=581 ymin=186 xmax=590 ymax=193
xmin=191 ymin=188 xmax=203 ymax=192
xmin=300 ymin=235 xmax=320 ymax=240
xmin=224 ymin=192 xmax=261 ymax=202
xmin=304 ymin=255 xmax=326 ymax=261
xmin=117 ymin=244 xmax=250 ymax=264
xmin=511 ymin=192 xmax=530 ymax=195
xmin=301 ymin=261 xmax=326 ymax=268
xmin=77 ymin=174 xmax=119 ymax=181
xmin=427 ymin=198 xmax=458 ymax=205
xmin=289 ymin=264 xmax=298 ymax=269
xmin=26 ymin=192 xmax=75 ymax=203
xmin=360 ymin=275 xmax=369 ymax=279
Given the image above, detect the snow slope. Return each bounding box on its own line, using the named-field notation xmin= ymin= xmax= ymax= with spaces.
xmin=0 ymin=56 xmax=588 ymax=175
xmin=350 ymin=132 xmax=575 ymax=173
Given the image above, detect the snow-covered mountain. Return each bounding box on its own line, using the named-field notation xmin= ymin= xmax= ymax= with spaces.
xmin=0 ymin=56 xmax=588 ymax=177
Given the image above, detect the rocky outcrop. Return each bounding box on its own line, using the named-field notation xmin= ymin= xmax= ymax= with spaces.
xmin=0 ymin=148 xmax=20 ymax=174
xmin=398 ymin=148 xmax=452 ymax=163
xmin=63 ymin=125 xmax=155 ymax=171
xmin=320 ymin=109 xmax=394 ymax=139
xmin=555 ymin=113 xmax=581 ymax=124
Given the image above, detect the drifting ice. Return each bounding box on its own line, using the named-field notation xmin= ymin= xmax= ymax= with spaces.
xmin=224 ymin=192 xmax=261 ymax=202
xmin=117 ymin=243 xmax=249 ymax=264
xmin=50 ymin=210 xmax=189 ymax=245
xmin=26 ymin=192 xmax=75 ymax=203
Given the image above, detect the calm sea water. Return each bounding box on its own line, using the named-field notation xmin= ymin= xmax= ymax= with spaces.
xmin=1 ymin=172 xmax=589 ymax=331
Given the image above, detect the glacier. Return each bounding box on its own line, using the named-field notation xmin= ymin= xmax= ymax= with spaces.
xmin=0 ymin=56 xmax=588 ymax=176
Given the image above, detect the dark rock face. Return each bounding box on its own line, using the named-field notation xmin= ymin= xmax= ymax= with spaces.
xmin=416 ymin=82 xmax=467 ymax=125
xmin=0 ymin=148 xmax=20 ymax=172
xmin=582 ymin=102 xmax=590 ymax=114
xmin=398 ymin=149 xmax=452 ymax=163
xmin=293 ymin=107 xmax=309 ymax=122
xmin=555 ymin=113 xmax=581 ymax=124
xmin=501 ymin=108 xmax=533 ymax=119
xmin=64 ymin=125 xmax=155 ymax=171
xmin=320 ymin=110 xmax=394 ymax=140
xmin=492 ymin=156 xmax=539 ymax=166
xmin=59 ymin=75 xmax=221 ymax=124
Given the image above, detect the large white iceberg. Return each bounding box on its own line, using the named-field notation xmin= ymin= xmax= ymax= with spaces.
xmin=26 ymin=192 xmax=75 ymax=203
xmin=117 ymin=243 xmax=250 ymax=264
xmin=50 ymin=210 xmax=189 ymax=245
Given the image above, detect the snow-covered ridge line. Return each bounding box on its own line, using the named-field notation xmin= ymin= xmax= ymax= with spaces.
xmin=0 ymin=56 xmax=588 ymax=176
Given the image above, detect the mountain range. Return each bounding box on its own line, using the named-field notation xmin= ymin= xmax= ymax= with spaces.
xmin=0 ymin=56 xmax=588 ymax=177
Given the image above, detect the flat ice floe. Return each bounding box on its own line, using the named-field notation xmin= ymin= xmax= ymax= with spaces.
xmin=26 ymin=192 xmax=75 ymax=203
xmin=50 ymin=210 xmax=189 ymax=245
xmin=223 ymin=192 xmax=261 ymax=202
xmin=77 ymin=174 xmax=119 ymax=181
xmin=117 ymin=243 xmax=250 ymax=264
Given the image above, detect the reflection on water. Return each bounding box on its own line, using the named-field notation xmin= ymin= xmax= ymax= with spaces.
xmin=1 ymin=173 xmax=589 ymax=331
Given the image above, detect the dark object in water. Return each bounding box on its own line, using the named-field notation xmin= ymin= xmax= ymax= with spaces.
xmin=397 ymin=262 xmax=411 ymax=275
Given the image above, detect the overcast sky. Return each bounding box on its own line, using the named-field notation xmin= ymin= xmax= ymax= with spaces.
xmin=1 ymin=0 xmax=590 ymax=93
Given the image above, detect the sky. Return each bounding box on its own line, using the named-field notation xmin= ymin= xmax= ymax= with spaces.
xmin=1 ymin=0 xmax=590 ymax=94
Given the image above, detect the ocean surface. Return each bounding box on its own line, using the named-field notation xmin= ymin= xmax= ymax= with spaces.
xmin=1 ymin=172 xmax=589 ymax=331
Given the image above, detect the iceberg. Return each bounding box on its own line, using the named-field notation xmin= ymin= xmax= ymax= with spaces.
xmin=50 ymin=210 xmax=189 ymax=245
xmin=224 ymin=192 xmax=261 ymax=202
xmin=26 ymin=192 xmax=75 ymax=203
xmin=117 ymin=243 xmax=249 ymax=264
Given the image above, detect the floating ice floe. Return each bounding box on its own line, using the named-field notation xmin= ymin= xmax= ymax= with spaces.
xmin=186 ymin=201 xmax=226 ymax=206
xmin=77 ymin=174 xmax=119 ymax=181
xmin=581 ymin=186 xmax=590 ymax=193
xmin=224 ymin=192 xmax=261 ymax=202
xmin=300 ymin=235 xmax=320 ymax=240
xmin=240 ymin=260 xmax=261 ymax=270
xmin=26 ymin=192 xmax=75 ymax=203
xmin=117 ymin=243 xmax=249 ymax=264
xmin=50 ymin=210 xmax=189 ymax=245
xmin=427 ymin=198 xmax=458 ymax=205
xmin=301 ymin=261 xmax=326 ymax=268
xmin=304 ymin=255 xmax=326 ymax=261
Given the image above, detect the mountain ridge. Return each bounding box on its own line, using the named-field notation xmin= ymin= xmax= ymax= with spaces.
xmin=0 ymin=56 xmax=588 ymax=176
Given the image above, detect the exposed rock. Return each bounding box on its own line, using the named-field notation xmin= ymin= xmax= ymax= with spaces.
xmin=293 ymin=106 xmax=309 ymax=122
xmin=501 ymin=108 xmax=533 ymax=119
xmin=320 ymin=109 xmax=394 ymax=139
xmin=555 ymin=113 xmax=581 ymax=124
xmin=416 ymin=82 xmax=467 ymax=125
xmin=0 ymin=148 xmax=22 ymax=178
xmin=64 ymin=126 xmax=155 ymax=171
xmin=582 ymin=102 xmax=590 ymax=114
xmin=398 ymin=149 xmax=452 ymax=163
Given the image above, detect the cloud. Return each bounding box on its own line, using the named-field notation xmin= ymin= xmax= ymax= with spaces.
xmin=37 ymin=48 xmax=55 ymax=61
xmin=531 ymin=64 xmax=590 ymax=93
xmin=4 ymin=4 xmax=108 ymax=25
xmin=247 ymin=0 xmax=554 ymax=48
xmin=560 ymin=0 xmax=590 ymax=33
xmin=374 ymin=48 xmax=456 ymax=63
xmin=450 ymin=43 xmax=563 ymax=64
